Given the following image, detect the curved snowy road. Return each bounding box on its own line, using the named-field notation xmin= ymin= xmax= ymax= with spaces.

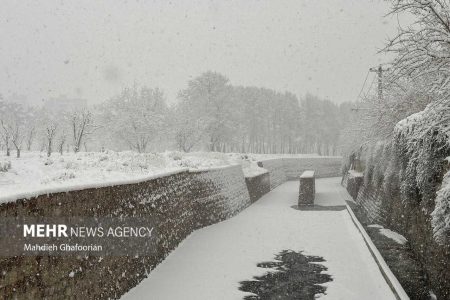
xmin=122 ymin=178 xmax=396 ymax=300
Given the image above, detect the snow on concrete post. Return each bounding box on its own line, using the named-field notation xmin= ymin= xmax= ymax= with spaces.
xmin=298 ymin=170 xmax=315 ymax=206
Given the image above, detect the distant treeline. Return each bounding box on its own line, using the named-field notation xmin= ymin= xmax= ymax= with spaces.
xmin=100 ymin=71 xmax=352 ymax=155
xmin=0 ymin=71 xmax=353 ymax=157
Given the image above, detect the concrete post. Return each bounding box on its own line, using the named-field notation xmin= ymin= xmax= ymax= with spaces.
xmin=298 ymin=170 xmax=315 ymax=206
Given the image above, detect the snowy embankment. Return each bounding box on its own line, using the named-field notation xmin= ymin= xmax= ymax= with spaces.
xmin=0 ymin=151 xmax=321 ymax=203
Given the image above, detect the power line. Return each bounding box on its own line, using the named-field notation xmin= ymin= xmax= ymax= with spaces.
xmin=362 ymin=74 xmax=377 ymax=101
xmin=352 ymin=74 xmax=377 ymax=111
xmin=356 ymin=70 xmax=370 ymax=102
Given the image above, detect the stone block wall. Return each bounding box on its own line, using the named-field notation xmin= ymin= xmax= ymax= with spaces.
xmin=0 ymin=165 xmax=251 ymax=300
xmin=257 ymin=159 xmax=287 ymax=189
xmin=245 ymin=172 xmax=270 ymax=203
xmin=282 ymin=157 xmax=342 ymax=179
xmin=258 ymin=157 xmax=342 ymax=189
xmin=354 ymin=185 xmax=386 ymax=224
xmin=190 ymin=166 xmax=251 ymax=227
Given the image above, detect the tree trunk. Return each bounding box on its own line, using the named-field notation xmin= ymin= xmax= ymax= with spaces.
xmin=47 ymin=140 xmax=52 ymax=157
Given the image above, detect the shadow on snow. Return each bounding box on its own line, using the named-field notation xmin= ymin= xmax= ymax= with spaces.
xmin=239 ymin=250 xmax=332 ymax=300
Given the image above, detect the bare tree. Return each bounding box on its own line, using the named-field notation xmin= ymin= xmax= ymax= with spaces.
xmin=0 ymin=102 xmax=26 ymax=158
xmin=381 ymin=0 xmax=450 ymax=138
xmin=175 ymin=119 xmax=205 ymax=152
xmin=45 ymin=123 xmax=57 ymax=157
xmin=385 ymin=0 xmax=450 ymax=95
xmin=26 ymin=127 xmax=35 ymax=151
xmin=99 ymin=86 xmax=166 ymax=153
xmin=57 ymin=131 xmax=66 ymax=155
xmin=10 ymin=121 xmax=24 ymax=158
xmin=0 ymin=120 xmax=11 ymax=156
xmin=70 ymin=109 xmax=97 ymax=153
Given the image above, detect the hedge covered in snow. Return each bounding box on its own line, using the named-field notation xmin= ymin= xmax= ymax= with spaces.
xmin=394 ymin=102 xmax=450 ymax=245
xmin=359 ymin=102 xmax=449 ymax=244
xmin=353 ymin=101 xmax=450 ymax=298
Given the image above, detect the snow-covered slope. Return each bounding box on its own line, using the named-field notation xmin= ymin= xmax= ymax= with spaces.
xmin=0 ymin=151 xmax=325 ymax=203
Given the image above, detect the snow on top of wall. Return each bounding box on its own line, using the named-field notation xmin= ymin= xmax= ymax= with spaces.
xmin=0 ymin=151 xmax=271 ymax=203
xmin=256 ymin=154 xmax=342 ymax=162
xmin=394 ymin=101 xmax=450 ymax=143
xmin=0 ymin=167 xmax=187 ymax=204
xmin=348 ymin=170 xmax=363 ymax=178
xmin=395 ymin=110 xmax=425 ymax=133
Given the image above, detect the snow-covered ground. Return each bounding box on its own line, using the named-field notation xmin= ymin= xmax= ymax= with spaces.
xmin=0 ymin=151 xmax=324 ymax=203
xmin=122 ymin=178 xmax=396 ymax=300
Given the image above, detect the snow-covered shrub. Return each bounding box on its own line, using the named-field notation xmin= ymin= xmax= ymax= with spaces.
xmin=371 ymin=142 xmax=386 ymax=188
xmin=64 ymin=161 xmax=75 ymax=170
xmin=166 ymin=151 xmax=183 ymax=161
xmin=358 ymin=101 xmax=450 ymax=245
xmin=383 ymin=151 xmax=400 ymax=197
xmin=395 ymin=102 xmax=450 ymax=244
xmin=432 ymin=166 xmax=450 ymax=245
xmin=41 ymin=171 xmax=76 ymax=184
xmin=0 ymin=160 xmax=11 ymax=172
xmin=363 ymin=145 xmax=374 ymax=186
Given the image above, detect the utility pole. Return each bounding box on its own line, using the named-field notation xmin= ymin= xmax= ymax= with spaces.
xmin=369 ymin=65 xmax=390 ymax=101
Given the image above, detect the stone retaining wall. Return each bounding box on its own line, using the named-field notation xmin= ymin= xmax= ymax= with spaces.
xmin=0 ymin=165 xmax=251 ymax=299
xmin=258 ymin=157 xmax=342 ymax=189
xmin=245 ymin=172 xmax=270 ymax=203
xmin=257 ymin=159 xmax=286 ymax=189
xmin=282 ymin=157 xmax=342 ymax=179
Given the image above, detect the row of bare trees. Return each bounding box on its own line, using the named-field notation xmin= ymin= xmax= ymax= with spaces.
xmin=0 ymin=94 xmax=97 ymax=158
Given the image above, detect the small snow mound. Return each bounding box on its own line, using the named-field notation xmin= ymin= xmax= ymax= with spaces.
xmin=368 ymin=224 xmax=383 ymax=229
xmin=348 ymin=170 xmax=363 ymax=178
xmin=379 ymin=228 xmax=408 ymax=245
xmin=0 ymin=160 xmax=11 ymax=172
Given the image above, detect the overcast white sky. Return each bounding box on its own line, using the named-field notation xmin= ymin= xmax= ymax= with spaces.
xmin=0 ymin=0 xmax=398 ymax=105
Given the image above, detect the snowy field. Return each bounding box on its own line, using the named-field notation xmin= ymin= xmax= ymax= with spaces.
xmin=0 ymin=151 xmax=324 ymax=203
xmin=122 ymin=178 xmax=395 ymax=300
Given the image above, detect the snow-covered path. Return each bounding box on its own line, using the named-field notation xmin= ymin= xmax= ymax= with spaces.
xmin=122 ymin=178 xmax=396 ymax=300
